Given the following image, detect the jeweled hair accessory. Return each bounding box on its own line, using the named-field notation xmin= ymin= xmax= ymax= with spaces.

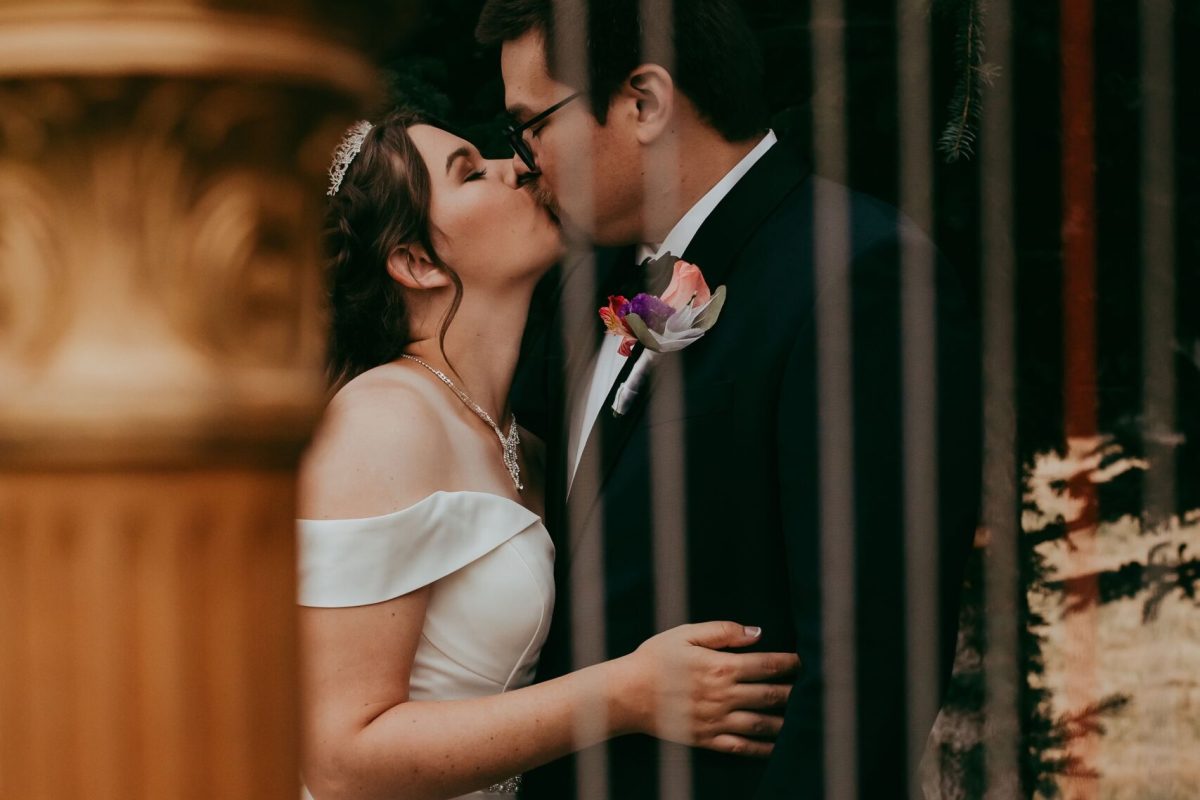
xmin=327 ymin=120 xmax=374 ymax=197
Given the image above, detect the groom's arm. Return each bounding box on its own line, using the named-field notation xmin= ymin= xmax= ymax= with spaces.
xmin=757 ymin=232 xmax=980 ymax=799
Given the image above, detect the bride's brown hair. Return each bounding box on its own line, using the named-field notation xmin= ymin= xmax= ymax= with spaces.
xmin=324 ymin=109 xmax=464 ymax=388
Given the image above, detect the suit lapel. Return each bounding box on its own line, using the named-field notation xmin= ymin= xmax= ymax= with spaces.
xmin=564 ymin=340 xmax=645 ymax=552
xmin=596 ymin=341 xmax=647 ymax=480
xmin=564 ymin=141 xmax=810 ymax=554
xmin=559 ymin=245 xmax=638 ymax=399
xmin=549 ymin=246 xmax=636 ymax=535
xmin=681 ymin=140 xmax=810 ymax=286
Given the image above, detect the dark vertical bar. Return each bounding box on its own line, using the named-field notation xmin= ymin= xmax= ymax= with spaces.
xmin=1061 ymin=6 xmax=1098 ymax=443
xmin=638 ymin=0 xmax=692 ymax=797
xmin=1140 ymin=0 xmax=1176 ymax=523
xmin=550 ymin=2 xmax=608 ymax=797
xmin=896 ymin=1 xmax=939 ymax=796
xmin=980 ymin=0 xmax=1020 ymax=797
xmin=1141 ymin=0 xmax=1178 ymax=778
xmin=811 ymin=2 xmax=857 ymax=797
xmin=1060 ymin=3 xmax=1100 ymax=791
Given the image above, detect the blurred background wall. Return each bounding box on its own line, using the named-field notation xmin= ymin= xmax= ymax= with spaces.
xmin=0 ymin=2 xmax=414 ymax=798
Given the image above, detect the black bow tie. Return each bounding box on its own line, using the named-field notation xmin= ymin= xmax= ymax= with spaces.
xmin=642 ymin=252 xmax=677 ymax=295
xmin=601 ymin=255 xmax=644 ymax=302
xmin=609 ymin=252 xmax=676 ymax=300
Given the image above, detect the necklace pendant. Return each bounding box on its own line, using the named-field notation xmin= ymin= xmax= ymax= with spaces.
xmin=503 ymin=422 xmax=524 ymax=492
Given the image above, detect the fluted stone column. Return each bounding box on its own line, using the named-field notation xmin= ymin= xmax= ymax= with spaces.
xmin=0 ymin=3 xmax=401 ymax=798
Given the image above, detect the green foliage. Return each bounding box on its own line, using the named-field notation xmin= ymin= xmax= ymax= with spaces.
xmin=934 ymin=0 xmax=989 ymax=163
xmin=939 ymin=432 xmax=1194 ymax=798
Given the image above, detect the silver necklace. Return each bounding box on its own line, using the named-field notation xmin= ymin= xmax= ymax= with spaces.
xmin=400 ymin=354 xmax=523 ymax=492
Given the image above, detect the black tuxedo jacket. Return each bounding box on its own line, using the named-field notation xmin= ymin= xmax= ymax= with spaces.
xmin=513 ymin=140 xmax=981 ymax=799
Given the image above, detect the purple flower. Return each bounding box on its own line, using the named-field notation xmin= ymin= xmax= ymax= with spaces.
xmin=619 ymin=293 xmax=676 ymax=334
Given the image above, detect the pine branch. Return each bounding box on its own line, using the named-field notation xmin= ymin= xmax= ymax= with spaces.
xmin=1042 ymin=544 xmax=1200 ymax=619
xmin=937 ymin=0 xmax=990 ymax=163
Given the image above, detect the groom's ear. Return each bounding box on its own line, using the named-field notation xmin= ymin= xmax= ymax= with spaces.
xmin=387 ymin=245 xmax=453 ymax=291
xmin=627 ymin=65 xmax=675 ymax=145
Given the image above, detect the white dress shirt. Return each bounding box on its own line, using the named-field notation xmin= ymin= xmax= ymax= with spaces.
xmin=567 ymin=130 xmax=778 ymax=490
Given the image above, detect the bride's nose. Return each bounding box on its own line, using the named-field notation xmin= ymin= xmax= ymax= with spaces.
xmin=489 ymin=157 xmax=519 ymax=189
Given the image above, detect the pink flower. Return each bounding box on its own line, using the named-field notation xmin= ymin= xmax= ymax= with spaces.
xmin=599 ymin=295 xmax=633 ymax=337
xmin=660 ymin=260 xmax=712 ymax=312
xmin=599 ymin=295 xmax=637 ymax=355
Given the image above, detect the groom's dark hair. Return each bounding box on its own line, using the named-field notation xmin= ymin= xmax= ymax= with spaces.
xmin=475 ymin=0 xmax=769 ymax=142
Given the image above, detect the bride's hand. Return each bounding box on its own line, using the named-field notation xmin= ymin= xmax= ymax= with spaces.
xmin=612 ymin=622 xmax=799 ymax=757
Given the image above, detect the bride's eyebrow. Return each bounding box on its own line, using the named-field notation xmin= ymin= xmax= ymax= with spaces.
xmin=444 ymin=146 xmax=473 ymax=175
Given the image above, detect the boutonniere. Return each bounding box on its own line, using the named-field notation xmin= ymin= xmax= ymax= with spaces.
xmin=597 ymin=257 xmax=727 ymax=416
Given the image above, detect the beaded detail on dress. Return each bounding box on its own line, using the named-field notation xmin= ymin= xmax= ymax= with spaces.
xmin=484 ymin=774 xmax=522 ymax=794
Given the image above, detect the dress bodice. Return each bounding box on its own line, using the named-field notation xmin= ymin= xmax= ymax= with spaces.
xmin=297 ymin=491 xmax=555 ymax=798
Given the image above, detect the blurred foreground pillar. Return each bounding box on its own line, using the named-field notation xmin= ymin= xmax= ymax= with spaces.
xmin=0 ymin=3 xmax=393 ymax=797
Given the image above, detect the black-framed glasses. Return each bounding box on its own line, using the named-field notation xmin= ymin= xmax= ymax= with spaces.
xmin=503 ymin=92 xmax=583 ymax=173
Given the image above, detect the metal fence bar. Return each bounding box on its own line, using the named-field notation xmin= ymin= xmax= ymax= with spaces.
xmin=550 ymin=2 xmax=609 ymax=798
xmin=638 ymin=1 xmax=693 ymax=797
xmin=979 ymin=0 xmax=1020 ymax=797
xmin=811 ymin=2 xmax=857 ymax=797
xmin=1140 ymin=0 xmax=1176 ymax=531
xmin=1140 ymin=0 xmax=1178 ymax=780
xmin=1059 ymin=2 xmax=1101 ymax=789
xmin=896 ymin=1 xmax=940 ymax=796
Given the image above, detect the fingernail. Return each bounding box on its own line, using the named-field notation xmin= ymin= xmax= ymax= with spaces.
xmin=744 ymin=626 xmax=762 ymax=638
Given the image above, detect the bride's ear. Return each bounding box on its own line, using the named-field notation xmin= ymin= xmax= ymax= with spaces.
xmin=628 ymin=65 xmax=675 ymax=145
xmin=387 ymin=244 xmax=452 ymax=291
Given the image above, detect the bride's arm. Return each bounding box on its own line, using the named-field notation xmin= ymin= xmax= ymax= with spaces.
xmin=301 ymin=588 xmax=792 ymax=800
xmin=299 ymin=376 xmax=798 ymax=800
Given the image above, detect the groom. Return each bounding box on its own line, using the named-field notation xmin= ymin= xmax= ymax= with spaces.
xmin=479 ymin=0 xmax=981 ymax=797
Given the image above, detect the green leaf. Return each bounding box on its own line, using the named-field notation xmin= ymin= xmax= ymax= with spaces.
xmin=695 ymin=286 xmax=727 ymax=331
xmin=623 ymin=313 xmax=665 ymax=352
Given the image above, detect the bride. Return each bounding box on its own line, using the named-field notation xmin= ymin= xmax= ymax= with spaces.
xmin=297 ymin=111 xmax=798 ymax=800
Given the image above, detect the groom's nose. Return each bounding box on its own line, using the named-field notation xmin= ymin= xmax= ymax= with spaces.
xmin=512 ymin=150 xmax=539 ymax=181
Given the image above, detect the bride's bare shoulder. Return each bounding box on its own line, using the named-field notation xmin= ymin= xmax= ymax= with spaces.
xmin=299 ymin=364 xmax=454 ymax=519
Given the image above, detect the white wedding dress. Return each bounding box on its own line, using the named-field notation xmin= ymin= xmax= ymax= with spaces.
xmin=297 ymin=490 xmax=556 ymax=800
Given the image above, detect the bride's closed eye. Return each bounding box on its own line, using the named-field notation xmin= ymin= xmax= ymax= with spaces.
xmin=465 ymin=167 xmax=488 ymax=182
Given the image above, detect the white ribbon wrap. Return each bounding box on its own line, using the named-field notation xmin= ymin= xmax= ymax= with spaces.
xmin=611 ymin=349 xmax=660 ymax=417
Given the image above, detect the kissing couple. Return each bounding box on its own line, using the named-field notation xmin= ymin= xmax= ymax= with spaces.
xmin=297 ymin=1 xmax=981 ymax=798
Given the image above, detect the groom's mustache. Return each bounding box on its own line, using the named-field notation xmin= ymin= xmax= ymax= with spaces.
xmin=520 ymin=175 xmax=561 ymax=223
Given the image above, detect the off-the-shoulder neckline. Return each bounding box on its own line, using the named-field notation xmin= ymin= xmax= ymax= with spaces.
xmin=297 ymin=489 xmax=539 ymax=524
